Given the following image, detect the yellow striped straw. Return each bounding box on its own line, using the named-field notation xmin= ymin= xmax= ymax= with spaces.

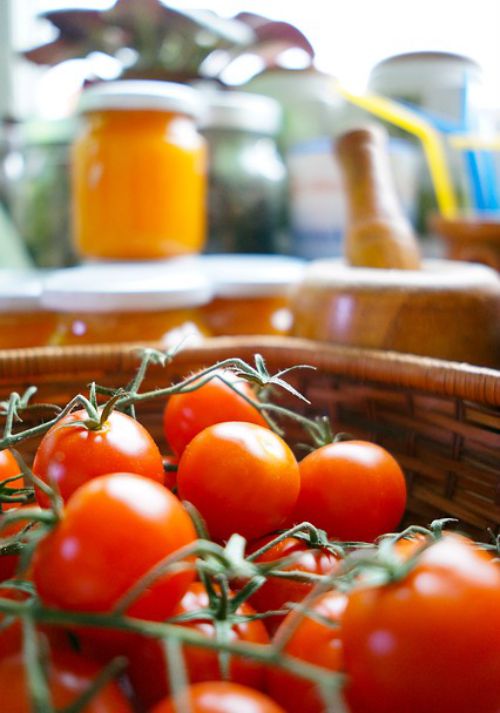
xmin=335 ymin=83 xmax=459 ymax=219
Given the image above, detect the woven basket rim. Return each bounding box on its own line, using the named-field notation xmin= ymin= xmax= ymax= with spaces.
xmin=1 ymin=337 xmax=500 ymax=407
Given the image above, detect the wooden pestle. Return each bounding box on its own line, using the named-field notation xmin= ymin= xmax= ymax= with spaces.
xmin=336 ymin=125 xmax=422 ymax=269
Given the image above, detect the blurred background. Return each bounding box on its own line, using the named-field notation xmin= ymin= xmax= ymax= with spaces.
xmin=3 ymin=0 xmax=500 ymax=269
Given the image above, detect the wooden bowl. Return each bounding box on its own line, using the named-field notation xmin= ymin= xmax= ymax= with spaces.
xmin=290 ymin=259 xmax=500 ymax=367
xmin=430 ymin=214 xmax=500 ymax=270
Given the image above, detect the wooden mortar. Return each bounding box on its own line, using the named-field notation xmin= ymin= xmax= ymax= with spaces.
xmin=290 ymin=259 xmax=500 ymax=367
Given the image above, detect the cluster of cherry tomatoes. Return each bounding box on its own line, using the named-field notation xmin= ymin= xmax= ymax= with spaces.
xmin=0 ymin=363 xmax=499 ymax=713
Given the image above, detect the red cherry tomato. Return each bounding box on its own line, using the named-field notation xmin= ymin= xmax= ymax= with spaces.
xmin=32 ymin=473 xmax=196 ymax=621
xmin=163 ymin=369 xmax=268 ymax=457
xmin=0 ymin=449 xmax=23 ymax=514
xmin=292 ymin=441 xmax=407 ymax=541
xmin=127 ymin=581 xmax=270 ymax=710
xmin=151 ymin=682 xmax=286 ymax=713
xmin=247 ymin=536 xmax=341 ymax=634
xmin=177 ymin=422 xmax=300 ymax=542
xmin=33 ymin=409 xmax=164 ymax=507
xmin=0 ymin=648 xmax=133 ymax=713
xmin=343 ymin=535 xmax=500 ymax=713
xmin=267 ymin=590 xmax=348 ymax=713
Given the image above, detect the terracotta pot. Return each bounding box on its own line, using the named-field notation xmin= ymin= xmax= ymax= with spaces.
xmin=291 ymin=259 xmax=500 ymax=367
xmin=430 ymin=215 xmax=500 ymax=271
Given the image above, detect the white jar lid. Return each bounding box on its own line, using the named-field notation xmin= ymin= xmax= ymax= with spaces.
xmin=41 ymin=263 xmax=213 ymax=313
xmin=78 ymin=80 xmax=204 ymax=120
xmin=0 ymin=271 xmax=45 ymax=312
xmin=200 ymin=92 xmax=282 ymax=135
xmin=172 ymin=254 xmax=306 ymax=298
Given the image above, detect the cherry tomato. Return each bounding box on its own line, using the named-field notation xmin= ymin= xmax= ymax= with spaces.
xmin=0 ymin=449 xmax=23 ymax=514
xmin=177 ymin=422 xmax=300 ymax=542
xmin=0 ymin=648 xmax=132 ymax=712
xmin=151 ymin=681 xmax=286 ymax=713
xmin=127 ymin=581 xmax=270 ymax=710
xmin=163 ymin=369 xmax=268 ymax=457
xmin=247 ymin=536 xmax=341 ymax=634
xmin=291 ymin=441 xmax=407 ymax=541
xmin=33 ymin=473 xmax=196 ymax=621
xmin=0 ymin=504 xmax=41 ymax=582
xmin=343 ymin=535 xmax=500 ymax=713
xmin=267 ymin=590 xmax=348 ymax=713
xmin=33 ymin=409 xmax=164 ymax=507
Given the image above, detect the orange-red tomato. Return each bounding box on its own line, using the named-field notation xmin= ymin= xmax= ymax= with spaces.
xmin=163 ymin=369 xmax=268 ymax=456
xmin=33 ymin=409 xmax=164 ymax=507
xmin=291 ymin=441 xmax=407 ymax=541
xmin=177 ymin=422 xmax=300 ymax=541
xmin=0 ymin=648 xmax=133 ymax=712
xmin=32 ymin=473 xmax=196 ymax=621
xmin=0 ymin=449 xmax=23 ymax=514
xmin=151 ymin=682 xmax=287 ymax=713
xmin=127 ymin=581 xmax=270 ymax=710
xmin=247 ymin=536 xmax=341 ymax=634
xmin=343 ymin=535 xmax=500 ymax=713
xmin=267 ymin=590 xmax=348 ymax=713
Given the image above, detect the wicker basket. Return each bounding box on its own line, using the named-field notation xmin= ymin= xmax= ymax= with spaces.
xmin=0 ymin=336 xmax=499 ymax=539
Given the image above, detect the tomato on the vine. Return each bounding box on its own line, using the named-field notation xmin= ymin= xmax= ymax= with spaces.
xmin=0 ymin=449 xmax=23 ymax=513
xmin=163 ymin=369 xmax=268 ymax=456
xmin=247 ymin=535 xmax=341 ymax=634
xmin=291 ymin=440 xmax=407 ymax=541
xmin=151 ymin=682 xmax=287 ymax=713
xmin=32 ymin=472 xmax=196 ymax=621
xmin=267 ymin=590 xmax=348 ymax=713
xmin=343 ymin=534 xmax=500 ymax=713
xmin=177 ymin=421 xmax=300 ymax=541
xmin=0 ymin=648 xmax=133 ymax=713
xmin=33 ymin=409 xmax=164 ymax=507
xmin=127 ymin=581 xmax=270 ymax=710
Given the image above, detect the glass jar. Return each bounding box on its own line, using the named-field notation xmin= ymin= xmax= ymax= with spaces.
xmin=175 ymin=255 xmax=305 ymax=336
xmin=200 ymin=91 xmax=286 ymax=254
xmin=0 ymin=271 xmax=56 ymax=348
xmin=72 ymin=81 xmax=207 ymax=261
xmin=41 ymin=264 xmax=213 ymax=347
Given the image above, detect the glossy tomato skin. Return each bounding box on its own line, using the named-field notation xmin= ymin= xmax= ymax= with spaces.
xmin=343 ymin=535 xmax=500 ymax=713
xmin=177 ymin=422 xmax=300 ymax=542
xmin=267 ymin=590 xmax=348 ymax=713
xmin=0 ymin=449 xmax=23 ymax=515
xmin=151 ymin=681 xmax=287 ymax=713
xmin=292 ymin=441 xmax=407 ymax=541
xmin=33 ymin=409 xmax=164 ymax=507
xmin=0 ymin=648 xmax=132 ymax=713
xmin=248 ymin=536 xmax=341 ymax=634
xmin=163 ymin=369 xmax=268 ymax=457
xmin=127 ymin=581 xmax=270 ymax=710
xmin=32 ymin=473 xmax=196 ymax=621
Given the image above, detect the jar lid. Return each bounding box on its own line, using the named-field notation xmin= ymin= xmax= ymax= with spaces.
xmin=200 ymin=92 xmax=282 ymax=135
xmin=41 ymin=264 xmax=213 ymax=313
xmin=77 ymin=80 xmax=204 ymax=120
xmin=173 ymin=255 xmax=306 ymax=298
xmin=0 ymin=271 xmax=45 ymax=312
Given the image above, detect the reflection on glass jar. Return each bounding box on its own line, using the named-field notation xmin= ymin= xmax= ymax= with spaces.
xmin=200 ymin=91 xmax=287 ymax=254
xmin=42 ymin=264 xmax=213 ymax=347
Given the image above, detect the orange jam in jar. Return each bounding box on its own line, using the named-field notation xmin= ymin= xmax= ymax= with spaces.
xmin=42 ymin=264 xmax=213 ymax=347
xmin=72 ymin=81 xmax=207 ymax=261
xmin=0 ymin=272 xmax=56 ymax=349
xmin=176 ymin=255 xmax=305 ymax=336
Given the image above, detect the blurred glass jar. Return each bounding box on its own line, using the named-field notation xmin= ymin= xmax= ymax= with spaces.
xmin=200 ymin=91 xmax=287 ymax=254
xmin=72 ymin=81 xmax=206 ymax=261
xmin=0 ymin=271 xmax=56 ymax=348
xmin=42 ymin=263 xmax=213 ymax=347
xmin=6 ymin=119 xmax=77 ymax=268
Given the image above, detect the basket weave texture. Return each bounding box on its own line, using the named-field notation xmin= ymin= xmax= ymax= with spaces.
xmin=0 ymin=336 xmax=499 ymax=539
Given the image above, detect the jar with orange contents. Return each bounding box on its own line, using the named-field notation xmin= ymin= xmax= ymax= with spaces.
xmin=72 ymin=81 xmax=206 ymax=261
xmin=41 ymin=264 xmax=213 ymax=347
xmin=0 ymin=271 xmax=56 ymax=349
xmin=174 ymin=255 xmax=305 ymax=336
